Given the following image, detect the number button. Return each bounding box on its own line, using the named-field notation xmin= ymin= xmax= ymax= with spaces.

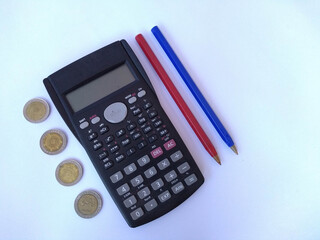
xmin=116 ymin=183 xmax=130 ymax=196
xmin=137 ymin=187 xmax=151 ymax=199
xmin=124 ymin=195 xmax=137 ymax=208
xmin=131 ymin=175 xmax=144 ymax=187
xmin=137 ymin=155 xmax=150 ymax=167
xmin=124 ymin=163 xmax=137 ymax=175
xmin=151 ymin=178 xmax=164 ymax=191
xmin=144 ymin=166 xmax=157 ymax=179
xmin=130 ymin=208 xmax=144 ymax=220
xmin=110 ymin=171 xmax=123 ymax=183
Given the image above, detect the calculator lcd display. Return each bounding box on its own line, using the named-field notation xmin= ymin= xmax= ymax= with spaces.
xmin=66 ymin=64 xmax=136 ymax=112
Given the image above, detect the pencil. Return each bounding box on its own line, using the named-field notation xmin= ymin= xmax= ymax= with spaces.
xmin=151 ymin=26 xmax=238 ymax=155
xmin=135 ymin=34 xmax=220 ymax=164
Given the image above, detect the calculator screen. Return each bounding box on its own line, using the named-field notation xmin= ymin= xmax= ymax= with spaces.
xmin=66 ymin=64 xmax=136 ymax=112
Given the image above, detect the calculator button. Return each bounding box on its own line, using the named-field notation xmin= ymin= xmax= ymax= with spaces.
xmin=159 ymin=129 xmax=168 ymax=137
xmin=116 ymin=183 xmax=130 ymax=196
xmin=93 ymin=141 xmax=103 ymax=151
xmin=143 ymin=102 xmax=152 ymax=110
xmin=170 ymin=150 xmax=183 ymax=162
xmin=163 ymin=139 xmax=176 ymax=151
xmin=177 ymin=162 xmax=190 ymax=174
xmin=158 ymin=190 xmax=171 ymax=203
xmin=131 ymin=175 xmax=144 ymax=187
xmin=104 ymin=102 xmax=127 ymax=124
xmin=148 ymin=111 xmax=158 ymax=119
xmin=79 ymin=121 xmax=89 ymax=129
xmin=98 ymin=151 xmax=108 ymax=160
xmin=144 ymin=166 xmax=157 ymax=179
xmin=184 ymin=174 xmax=198 ymax=186
xmin=137 ymin=140 xmax=148 ymax=150
xmin=124 ymin=163 xmax=137 ymax=175
xmin=130 ymin=208 xmax=144 ymax=220
xmin=137 ymin=90 xmax=146 ymax=97
xmin=171 ymin=182 xmax=185 ymax=194
xmin=99 ymin=126 xmax=109 ymax=135
xmin=88 ymin=132 xmax=98 ymax=141
xmin=143 ymin=125 xmax=152 ymax=134
xmin=132 ymin=107 xmax=142 ymax=116
xmin=105 ymin=135 xmax=114 ymax=144
xmin=157 ymin=158 xmax=170 ymax=170
xmin=104 ymin=160 xmax=114 ymax=170
xmin=132 ymin=131 xmax=142 ymax=140
xmin=109 ymin=144 xmax=119 ymax=153
xmin=148 ymin=134 xmax=158 ymax=143
xmin=128 ymin=96 xmax=137 ymax=104
xmin=153 ymin=119 xmax=162 ymax=128
xmin=137 ymin=155 xmax=150 ymax=167
xmin=137 ymin=187 xmax=151 ymax=199
xmin=138 ymin=117 xmax=147 ymax=125
xmin=164 ymin=170 xmax=177 ymax=182
xmin=116 ymin=128 xmax=126 ymax=138
xmin=121 ymin=138 xmax=131 ymax=147
xmin=91 ymin=116 xmax=100 ymax=124
xmin=126 ymin=147 xmax=136 ymax=156
xmin=110 ymin=171 xmax=123 ymax=183
xmin=151 ymin=178 xmax=164 ymax=190
xmin=115 ymin=154 xmax=125 ymax=163
xmin=144 ymin=199 xmax=158 ymax=212
xmin=150 ymin=147 xmax=163 ymax=158
xmin=126 ymin=123 xmax=136 ymax=131
xmin=124 ymin=195 xmax=137 ymax=208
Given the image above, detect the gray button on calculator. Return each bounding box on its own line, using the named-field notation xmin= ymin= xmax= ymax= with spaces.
xmin=177 ymin=162 xmax=190 ymax=174
xmin=117 ymin=183 xmax=130 ymax=196
xmin=124 ymin=163 xmax=137 ymax=175
xmin=104 ymin=102 xmax=127 ymax=123
xmin=151 ymin=178 xmax=164 ymax=190
xmin=184 ymin=174 xmax=198 ymax=186
xmin=123 ymin=195 xmax=137 ymax=208
xmin=130 ymin=207 xmax=144 ymax=220
xmin=131 ymin=175 xmax=144 ymax=187
xmin=110 ymin=171 xmax=123 ymax=183
xmin=158 ymin=190 xmax=171 ymax=203
xmin=171 ymin=182 xmax=185 ymax=194
xmin=137 ymin=155 xmax=150 ymax=167
xmin=170 ymin=150 xmax=183 ymax=162
xmin=144 ymin=199 xmax=158 ymax=212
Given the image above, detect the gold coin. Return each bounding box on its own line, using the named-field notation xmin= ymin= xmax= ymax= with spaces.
xmin=23 ymin=98 xmax=50 ymax=123
xmin=40 ymin=129 xmax=67 ymax=155
xmin=55 ymin=159 xmax=83 ymax=186
xmin=74 ymin=190 xmax=102 ymax=218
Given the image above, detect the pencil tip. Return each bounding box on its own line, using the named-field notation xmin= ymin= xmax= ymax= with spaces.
xmin=230 ymin=145 xmax=238 ymax=155
xmin=213 ymin=155 xmax=221 ymax=165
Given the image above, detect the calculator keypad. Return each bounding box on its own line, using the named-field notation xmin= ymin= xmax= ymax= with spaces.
xmin=79 ymin=88 xmax=203 ymax=226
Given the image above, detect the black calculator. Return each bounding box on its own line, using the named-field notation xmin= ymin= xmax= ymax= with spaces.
xmin=44 ymin=40 xmax=204 ymax=227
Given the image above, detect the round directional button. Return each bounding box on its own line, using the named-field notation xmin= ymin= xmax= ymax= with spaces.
xmin=104 ymin=102 xmax=127 ymax=123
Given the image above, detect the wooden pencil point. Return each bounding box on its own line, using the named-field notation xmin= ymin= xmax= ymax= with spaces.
xmin=230 ymin=145 xmax=238 ymax=155
xmin=213 ymin=155 xmax=221 ymax=165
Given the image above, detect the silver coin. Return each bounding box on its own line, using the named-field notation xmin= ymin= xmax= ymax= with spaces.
xmin=74 ymin=190 xmax=103 ymax=218
xmin=40 ymin=129 xmax=67 ymax=155
xmin=55 ymin=159 xmax=83 ymax=186
xmin=23 ymin=98 xmax=50 ymax=123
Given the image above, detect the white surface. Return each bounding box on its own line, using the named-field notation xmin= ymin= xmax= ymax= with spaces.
xmin=1 ymin=1 xmax=320 ymax=240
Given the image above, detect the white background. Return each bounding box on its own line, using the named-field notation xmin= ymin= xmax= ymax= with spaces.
xmin=1 ymin=1 xmax=320 ymax=240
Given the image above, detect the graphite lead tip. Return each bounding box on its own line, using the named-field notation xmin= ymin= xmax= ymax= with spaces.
xmin=230 ymin=145 xmax=238 ymax=155
xmin=213 ymin=155 xmax=221 ymax=165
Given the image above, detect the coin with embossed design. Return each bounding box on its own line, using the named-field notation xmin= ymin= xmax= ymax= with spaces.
xmin=40 ymin=129 xmax=67 ymax=155
xmin=74 ymin=190 xmax=103 ymax=218
xmin=55 ymin=159 xmax=83 ymax=186
xmin=23 ymin=98 xmax=50 ymax=123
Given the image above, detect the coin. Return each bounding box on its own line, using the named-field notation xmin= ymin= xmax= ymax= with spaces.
xmin=40 ymin=129 xmax=67 ymax=155
xmin=74 ymin=190 xmax=103 ymax=218
xmin=23 ymin=98 xmax=50 ymax=123
xmin=55 ymin=159 xmax=83 ymax=186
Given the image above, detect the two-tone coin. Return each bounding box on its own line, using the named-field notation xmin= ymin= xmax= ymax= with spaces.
xmin=55 ymin=159 xmax=83 ymax=186
xmin=40 ymin=129 xmax=67 ymax=155
xmin=74 ymin=190 xmax=103 ymax=218
xmin=23 ymin=98 xmax=50 ymax=123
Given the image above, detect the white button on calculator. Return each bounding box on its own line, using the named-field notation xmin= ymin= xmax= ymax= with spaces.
xmin=104 ymin=102 xmax=128 ymax=123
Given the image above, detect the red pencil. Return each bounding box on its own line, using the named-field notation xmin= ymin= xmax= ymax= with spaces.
xmin=135 ymin=34 xmax=220 ymax=164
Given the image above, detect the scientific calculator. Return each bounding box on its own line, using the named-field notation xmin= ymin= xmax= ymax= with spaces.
xmin=44 ymin=40 xmax=204 ymax=227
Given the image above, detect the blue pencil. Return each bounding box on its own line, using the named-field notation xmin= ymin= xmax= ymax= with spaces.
xmin=151 ymin=26 xmax=238 ymax=154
